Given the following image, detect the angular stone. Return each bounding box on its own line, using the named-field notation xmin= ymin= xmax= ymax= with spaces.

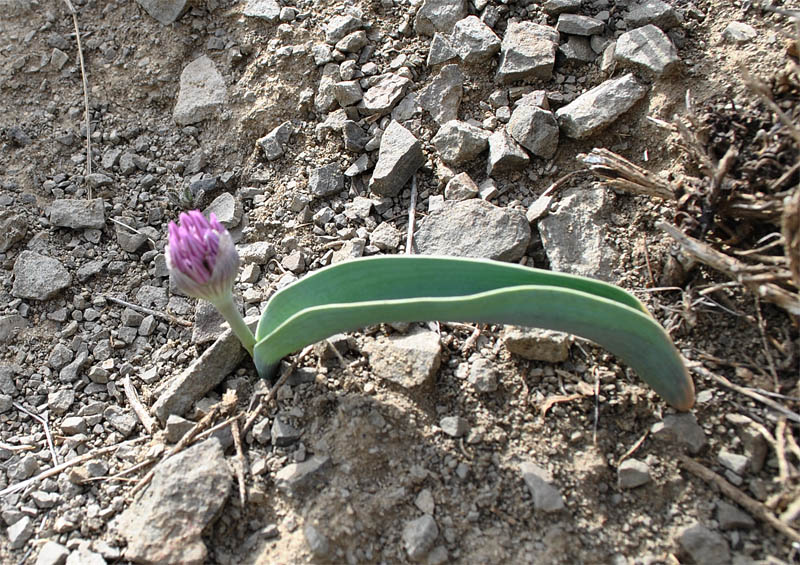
xmin=487 ymin=129 xmax=530 ymax=175
xmin=364 ymin=329 xmax=442 ymax=389
xmin=651 ymin=412 xmax=707 ymax=455
xmin=414 ymin=0 xmax=467 ymax=36
xmin=152 ymin=328 xmax=248 ymax=423
xmin=722 ymin=22 xmax=757 ymax=44
xmin=615 ymin=25 xmax=679 ymax=76
xmin=274 ymin=455 xmax=332 ymax=492
xmin=444 ymin=172 xmax=479 ymax=201
xmin=503 ymin=327 xmax=570 ymax=362
xmin=427 ymin=33 xmax=459 ymax=66
xmin=416 ymin=199 xmax=530 ymax=261
xmin=496 ymin=22 xmax=559 ymax=83
xmin=239 ymin=241 xmax=276 ymax=265
xmin=440 ymin=416 xmax=469 ymax=438
xmin=0 ymin=211 xmax=27 ymax=252
xmin=165 ymin=415 xmax=194 ymax=443
xmin=538 ymin=186 xmax=620 ymax=282
xmin=116 ymin=439 xmax=230 ymax=565
xmin=333 ymin=80 xmax=363 ymax=107
xmin=403 ymin=515 xmax=439 ymax=561
xmin=304 ymin=524 xmax=330 ymax=558
xmin=61 ymin=416 xmax=87 ymax=435
xmin=555 ymin=74 xmax=647 ymax=139
xmin=36 ymin=540 xmax=70 ymax=565
xmin=257 ymin=121 xmax=293 ymax=161
xmin=325 ymin=15 xmax=363 ymax=44
xmin=309 ymin=163 xmax=344 ymax=198
xmin=204 ymin=192 xmax=242 ymax=229
xmin=135 ymin=0 xmax=187 ymax=25
xmin=12 ymin=251 xmax=72 ymax=301
xmin=8 ymin=516 xmax=34 ymax=549
xmin=556 ymin=14 xmax=605 ymax=36
xmin=675 ymin=523 xmax=730 ymax=565
xmin=315 ymin=63 xmax=340 ymax=113
xmin=370 ymin=222 xmax=401 ymax=251
xmin=559 ymin=35 xmax=596 ymax=64
xmin=242 ymin=0 xmax=280 ymax=21
xmin=452 ymin=16 xmax=501 ymax=63
xmin=48 ymin=388 xmax=75 ymax=416
xmin=432 ymin=120 xmax=490 ymax=165
xmin=369 ymin=121 xmax=424 ymax=197
xmin=335 ymin=31 xmax=367 ymax=53
xmin=626 ymin=0 xmax=680 ymax=30
xmin=59 ymin=352 xmax=88 ymax=383
xmin=716 ymin=501 xmax=755 ymax=530
xmin=617 ymin=458 xmax=651 ymax=489
xmin=174 ymin=56 xmax=226 ymax=126
xmin=507 ymin=105 xmax=559 ymax=159
xmin=271 ymin=416 xmax=302 ymax=446
xmin=543 ymin=0 xmax=582 ymax=15
xmin=418 ymin=64 xmax=463 ymax=125
xmin=0 ymin=314 xmax=28 ymax=342
xmin=468 ymin=358 xmax=498 ymax=393
xmin=362 ymin=74 xmax=412 ymax=115
xmin=519 ymin=461 xmax=565 ymax=512
xmin=104 ymin=405 xmax=138 ymax=437
xmin=65 ymin=546 xmax=106 ymax=565
xmin=718 ymin=449 xmax=748 ymax=476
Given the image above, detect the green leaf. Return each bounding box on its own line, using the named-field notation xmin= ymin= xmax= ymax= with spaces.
xmin=254 ymin=256 xmax=694 ymax=411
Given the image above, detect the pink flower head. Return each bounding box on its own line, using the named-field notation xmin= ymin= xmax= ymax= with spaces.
xmin=166 ymin=210 xmax=239 ymax=303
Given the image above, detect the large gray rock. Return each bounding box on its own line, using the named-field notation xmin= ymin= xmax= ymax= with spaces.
xmin=625 ymin=0 xmax=681 ymax=30
xmin=369 ymin=121 xmax=424 ymax=197
xmin=427 ymin=33 xmax=459 ymax=66
xmin=173 ymin=56 xmax=226 ymax=126
xmin=452 ymin=16 xmax=501 ymax=63
xmin=415 ymin=199 xmax=530 ymax=261
xmin=414 ymin=0 xmax=467 ymax=36
xmin=403 ymin=515 xmax=439 ymax=561
xmin=651 ymin=412 xmax=708 ymax=455
xmin=309 ymin=163 xmax=344 ymax=198
xmin=152 ymin=327 xmax=248 ymax=423
xmin=487 ymin=129 xmax=530 ymax=175
xmin=364 ymin=329 xmax=442 ymax=389
xmin=116 ymin=439 xmax=230 ymax=565
xmin=49 ymin=198 xmax=105 ymax=229
xmin=242 ymin=0 xmax=280 ymax=21
xmin=615 ymin=25 xmax=679 ymax=76
xmin=507 ymin=105 xmax=559 ymax=159
xmin=418 ymin=64 xmax=463 ymax=124
xmin=432 ymin=120 xmax=490 ymax=165
xmin=362 ymin=74 xmax=412 ymax=115
xmin=556 ymin=14 xmax=605 ymax=36
xmin=12 ymin=251 xmax=72 ymax=300
xmin=519 ymin=461 xmax=565 ymax=512
xmin=555 ymin=74 xmax=647 ymax=139
xmin=324 ymin=15 xmax=363 ymax=43
xmin=538 ymin=185 xmax=619 ymax=282
xmin=617 ymin=458 xmax=651 ymax=489
xmin=675 ymin=523 xmax=731 ymax=565
xmin=496 ymin=22 xmax=559 ymax=83
xmin=135 ymin=0 xmax=187 ymax=25
xmin=0 ymin=211 xmax=27 ymax=252
xmin=35 ymin=541 xmax=70 ymax=565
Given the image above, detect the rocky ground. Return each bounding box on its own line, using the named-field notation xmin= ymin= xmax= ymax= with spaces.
xmin=2 ymin=0 xmax=800 ymax=563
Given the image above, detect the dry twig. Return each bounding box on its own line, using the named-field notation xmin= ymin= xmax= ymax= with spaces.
xmin=231 ymin=418 xmax=247 ymax=506
xmin=122 ymin=376 xmax=155 ymax=435
xmin=104 ymin=295 xmax=193 ymax=327
xmin=406 ymin=174 xmax=417 ymax=254
xmin=678 ymin=454 xmax=800 ymax=543
xmin=582 ymin=148 xmax=676 ymax=200
xmin=617 ymin=431 xmax=649 ymax=467
xmin=13 ymin=402 xmax=58 ymax=467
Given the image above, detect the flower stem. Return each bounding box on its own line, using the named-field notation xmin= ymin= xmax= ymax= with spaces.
xmin=212 ymin=294 xmax=255 ymax=357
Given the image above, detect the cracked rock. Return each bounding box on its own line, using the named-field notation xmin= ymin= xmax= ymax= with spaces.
xmin=432 ymin=120 xmax=490 ymax=165
xmin=418 ymin=64 xmax=463 ymax=125
xmin=507 ymin=105 xmax=559 ymax=159
xmin=496 ymin=22 xmax=559 ymax=83
xmin=414 ymin=0 xmax=467 ymax=36
xmin=362 ymin=73 xmax=412 ymax=115
xmin=615 ymin=25 xmax=679 ymax=76
xmin=487 ymin=129 xmax=530 ymax=175
xmin=452 ymin=16 xmax=501 ymax=63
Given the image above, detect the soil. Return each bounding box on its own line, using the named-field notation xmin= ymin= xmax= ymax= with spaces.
xmin=1 ymin=1 xmax=799 ymax=564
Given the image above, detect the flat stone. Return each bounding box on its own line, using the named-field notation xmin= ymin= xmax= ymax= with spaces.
xmin=503 ymin=326 xmax=570 ymax=362
xmin=333 ymin=80 xmax=363 ymax=107
xmin=615 ymin=25 xmax=679 ymax=76
xmin=625 ymin=0 xmax=681 ymax=30
xmin=152 ymin=327 xmax=249 ymax=423
xmin=418 ymin=64 xmax=463 ymax=124
xmin=165 ymin=414 xmax=194 ymax=443
xmin=48 ymin=388 xmax=75 ymax=416
xmin=364 ymin=329 xmax=442 ymax=389
xmin=543 ymin=0 xmax=582 ymax=15
xmin=556 ymin=14 xmax=605 ymax=36
xmin=414 ymin=0 xmax=467 ymax=36
xmin=496 ymin=22 xmax=559 ymax=83
xmin=507 ymin=105 xmax=559 ymax=159
xmin=675 ymin=523 xmax=730 ymax=565
xmin=370 ymin=222 xmax=401 ymax=250
xmin=204 ymin=192 xmax=242 ymax=228
xmin=8 ymin=516 xmax=34 ymax=549
xmin=468 ymin=358 xmax=498 ymax=393
xmin=452 ymin=16 xmax=501 ymax=63
xmin=362 ymin=73 xmax=412 ymax=115
xmin=403 ymin=514 xmax=439 ymax=561
xmin=427 ymin=33 xmax=459 ymax=66
xmin=36 ymin=541 xmax=70 ymax=565
xmin=555 ymin=73 xmax=647 ymax=139
xmin=309 ymin=163 xmax=344 ymax=198
xmin=440 ymin=416 xmax=469 ymax=438
xmin=722 ymin=22 xmax=757 ymax=44
xmin=239 ymin=241 xmax=276 ymax=265
xmin=538 ymin=185 xmax=620 ymax=282
xmin=274 ymin=455 xmax=332 ymax=492
xmin=0 ymin=314 xmax=28 ymax=342
xmin=242 ymin=0 xmax=283 ymax=20
xmin=369 ymin=120 xmax=424 ymax=197
xmin=618 ymin=458 xmax=651 ymax=489
xmin=651 ymin=412 xmax=708 ymax=455
xmin=416 ymin=199 xmax=530 ymax=261
xmin=271 ymin=416 xmax=302 ymax=446
xmin=519 ymin=461 xmax=565 ymax=512
xmin=718 ymin=449 xmax=749 ymax=476
xmin=104 ymin=405 xmax=138 ymax=437
xmin=559 ymin=35 xmax=596 ymax=64
xmin=257 ymin=121 xmax=293 ymax=161
xmin=192 ymin=301 xmax=226 ymax=344
xmin=444 ymin=172 xmax=479 ymax=201
xmin=487 ymin=129 xmax=530 ymax=175
xmin=335 ymin=31 xmax=368 ymax=53
xmin=0 ymin=211 xmax=27 ymax=252
xmin=61 ymin=416 xmax=87 ymax=435
xmin=12 ymin=251 xmax=72 ymax=301
xmin=432 ymin=120 xmax=490 ymax=165
xmin=716 ymin=501 xmax=755 ymax=530
xmin=135 ymin=0 xmax=187 ymax=25
xmin=116 ymin=439 xmax=230 ymax=565
xmin=325 ymin=15 xmax=363 ymax=43
xmin=304 ymin=524 xmax=330 ymax=558
xmin=173 ymin=56 xmax=226 ymax=126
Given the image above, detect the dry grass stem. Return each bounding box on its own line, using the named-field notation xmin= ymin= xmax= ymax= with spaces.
xmin=231 ymin=418 xmax=247 ymax=506
xmin=104 ymin=295 xmax=193 ymax=327
xmin=122 ymin=376 xmax=155 ymax=435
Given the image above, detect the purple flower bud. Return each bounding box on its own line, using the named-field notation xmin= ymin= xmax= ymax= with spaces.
xmin=166 ymin=210 xmax=239 ymax=303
